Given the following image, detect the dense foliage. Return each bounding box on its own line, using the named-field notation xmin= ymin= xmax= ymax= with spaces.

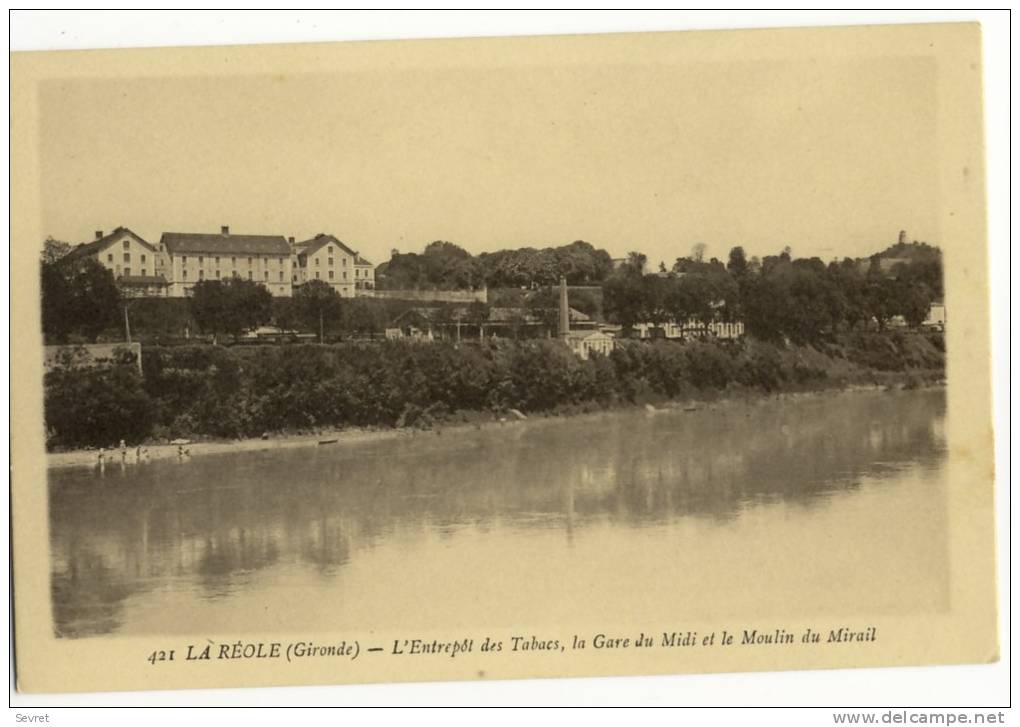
xmin=189 ymin=278 xmax=274 ymax=338
xmin=376 ymin=239 xmax=614 ymax=290
xmin=41 ymin=255 xmax=122 ymax=344
xmin=44 ymin=334 xmax=945 ymax=449
xmin=602 ymin=244 xmax=942 ymax=343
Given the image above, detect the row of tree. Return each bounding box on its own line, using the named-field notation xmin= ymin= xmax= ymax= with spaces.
xmin=602 ymin=244 xmax=942 ymax=344
xmin=375 ymin=239 xmax=615 ymax=290
xmin=40 ymin=235 xmax=942 ymax=346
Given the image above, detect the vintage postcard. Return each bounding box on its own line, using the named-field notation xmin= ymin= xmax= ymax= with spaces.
xmin=10 ymin=22 xmax=997 ymax=694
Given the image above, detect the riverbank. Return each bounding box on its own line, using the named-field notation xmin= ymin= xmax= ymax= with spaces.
xmin=44 ymin=333 xmax=945 ymax=455
xmin=47 ymin=377 xmax=942 ymax=470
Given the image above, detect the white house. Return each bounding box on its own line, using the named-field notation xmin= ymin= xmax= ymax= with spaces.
xmin=293 ymin=233 xmax=374 ymax=298
xmin=65 ymin=227 xmax=169 ymax=297
xmin=565 ymin=330 xmax=616 ymax=359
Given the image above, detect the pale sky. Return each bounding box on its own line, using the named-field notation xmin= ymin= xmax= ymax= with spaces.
xmin=39 ymin=51 xmax=940 ymax=267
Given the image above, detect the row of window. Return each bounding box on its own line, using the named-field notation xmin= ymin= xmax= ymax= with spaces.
xmin=180 ymin=255 xmax=287 ymax=267
xmin=181 ymin=269 xmax=287 ymax=281
xmin=108 ymin=253 xmax=147 ymax=264
xmin=312 ymin=256 xmax=345 ymax=267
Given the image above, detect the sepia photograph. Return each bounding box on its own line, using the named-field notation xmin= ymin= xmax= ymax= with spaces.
xmin=9 ymin=12 xmax=1004 ymax=708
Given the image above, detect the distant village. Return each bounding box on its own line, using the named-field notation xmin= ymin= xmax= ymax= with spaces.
xmin=44 ymin=224 xmax=946 ymax=363
xmin=40 ymin=224 xmax=948 ymax=451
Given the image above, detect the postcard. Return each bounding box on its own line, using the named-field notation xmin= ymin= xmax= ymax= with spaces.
xmin=10 ymin=21 xmax=997 ymax=693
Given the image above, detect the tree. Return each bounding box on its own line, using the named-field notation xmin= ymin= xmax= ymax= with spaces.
xmin=42 ymin=237 xmax=73 ymax=264
xmin=190 ymin=278 xmax=272 ymax=339
xmin=898 ymin=281 xmax=934 ymax=328
xmin=864 ymin=276 xmax=899 ymax=331
xmin=727 ymin=246 xmax=748 ymax=277
xmin=691 ymin=242 xmax=708 ymax=263
xmin=343 ymin=297 xmax=385 ymax=336
xmin=286 ymin=280 xmax=344 ymax=341
xmin=41 ymin=256 xmax=121 ymax=343
xmin=641 ymin=274 xmax=672 ymax=333
xmin=603 ymin=256 xmax=646 ymax=335
xmin=465 ymin=300 xmax=491 ymax=339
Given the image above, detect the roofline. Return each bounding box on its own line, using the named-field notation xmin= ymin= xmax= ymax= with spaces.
xmin=67 ymin=227 xmax=157 ymax=258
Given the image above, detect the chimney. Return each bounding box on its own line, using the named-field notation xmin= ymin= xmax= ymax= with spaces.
xmin=221 ymin=225 xmax=230 ymax=236
xmin=898 ymin=230 xmax=907 ymax=245
xmin=288 ymin=236 xmax=295 ymax=244
xmin=558 ymin=276 xmax=570 ymax=338
xmin=95 ymin=230 xmax=103 ymax=240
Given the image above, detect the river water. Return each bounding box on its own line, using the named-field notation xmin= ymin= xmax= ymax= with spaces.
xmin=48 ymin=388 xmax=948 ymax=639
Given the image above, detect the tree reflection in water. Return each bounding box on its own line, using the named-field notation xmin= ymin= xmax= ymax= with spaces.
xmin=49 ymin=388 xmax=946 ymax=638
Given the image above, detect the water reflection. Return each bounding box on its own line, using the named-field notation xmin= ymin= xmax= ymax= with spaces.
xmin=49 ymin=389 xmax=947 ymax=638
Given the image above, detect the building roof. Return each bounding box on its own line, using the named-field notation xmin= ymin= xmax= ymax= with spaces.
xmin=354 ymin=254 xmax=373 ymax=266
xmin=293 ymin=233 xmax=359 ymax=259
xmin=64 ymin=227 xmax=156 ymax=261
xmin=161 ymin=231 xmax=290 ymax=256
xmin=566 ymin=329 xmax=612 ymax=340
xmin=118 ymin=274 xmax=168 ymax=286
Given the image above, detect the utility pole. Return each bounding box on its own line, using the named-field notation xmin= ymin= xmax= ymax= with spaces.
xmin=123 ymin=304 xmax=132 ymax=344
xmin=319 ymin=308 xmax=324 ymax=344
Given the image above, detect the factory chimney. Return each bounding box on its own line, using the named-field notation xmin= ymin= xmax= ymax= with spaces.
xmin=558 ymin=276 xmax=570 ymax=338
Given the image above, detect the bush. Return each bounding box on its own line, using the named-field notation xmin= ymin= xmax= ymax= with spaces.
xmin=44 ymin=331 xmax=945 ymax=447
xmin=45 ymin=364 xmax=154 ymax=448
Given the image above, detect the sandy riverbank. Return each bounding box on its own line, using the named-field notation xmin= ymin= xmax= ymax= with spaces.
xmin=47 ymin=380 xmax=940 ymax=470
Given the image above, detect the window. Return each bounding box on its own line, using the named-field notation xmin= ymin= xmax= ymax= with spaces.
xmin=231 ymin=256 xmax=236 ymax=265
xmin=199 ymin=256 xmax=204 ymax=265
xmin=233 ymin=270 xmax=239 ymax=278
xmin=182 ymin=255 xmax=188 ymax=264
xmin=293 ymin=274 xmax=297 ymax=282
xmin=123 ymin=240 xmax=130 ymax=250
xmin=183 ymin=270 xmax=188 ymax=280
xmin=328 ymin=257 xmax=334 ymax=266
xmin=141 ymin=269 xmax=146 ymax=276
xmin=342 ymin=257 xmax=347 ymax=265
xmin=279 ymin=271 xmax=284 ymax=281
xmin=248 ymin=271 xmax=253 ymax=280
xmin=216 ymin=270 xmax=221 ymax=279
xmin=123 ymin=253 xmax=131 ymax=263
xmin=124 ymin=267 xmax=131 ymax=276
xmin=343 ymin=271 xmax=347 ymax=280
xmin=247 ymin=257 xmax=252 ymax=265
xmin=264 ymin=271 xmax=269 ymax=280
xmin=107 ymin=253 xmax=113 ymax=262
xmin=141 ymin=254 xmax=146 ymax=263
xmin=315 ymin=257 xmax=320 ymax=266
xmin=328 ymin=270 xmax=334 ymax=279
xmin=215 ymin=256 xmax=220 ymax=264
xmin=199 ymin=270 xmax=205 ymax=280
xmin=327 ymin=246 xmax=332 ymax=254
xmin=315 ymin=271 xmax=320 ymax=279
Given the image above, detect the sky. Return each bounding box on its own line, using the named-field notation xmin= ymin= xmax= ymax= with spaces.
xmin=38 ymin=47 xmax=940 ymax=268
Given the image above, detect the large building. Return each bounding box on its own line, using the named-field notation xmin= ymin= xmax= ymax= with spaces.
xmin=62 ymin=226 xmax=379 ymax=299
xmin=161 ymin=227 xmax=294 ymax=298
xmin=292 ymin=233 xmax=367 ymax=298
xmin=64 ymin=227 xmax=170 ymax=297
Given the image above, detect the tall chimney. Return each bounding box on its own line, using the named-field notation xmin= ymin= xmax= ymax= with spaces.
xmin=898 ymin=230 xmax=907 ymax=245
xmin=221 ymin=225 xmax=230 ymax=236
xmin=558 ymin=276 xmax=570 ymax=338
xmin=95 ymin=230 xmax=103 ymax=240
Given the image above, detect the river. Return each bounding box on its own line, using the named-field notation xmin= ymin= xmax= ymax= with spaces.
xmin=48 ymin=388 xmax=948 ymax=639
